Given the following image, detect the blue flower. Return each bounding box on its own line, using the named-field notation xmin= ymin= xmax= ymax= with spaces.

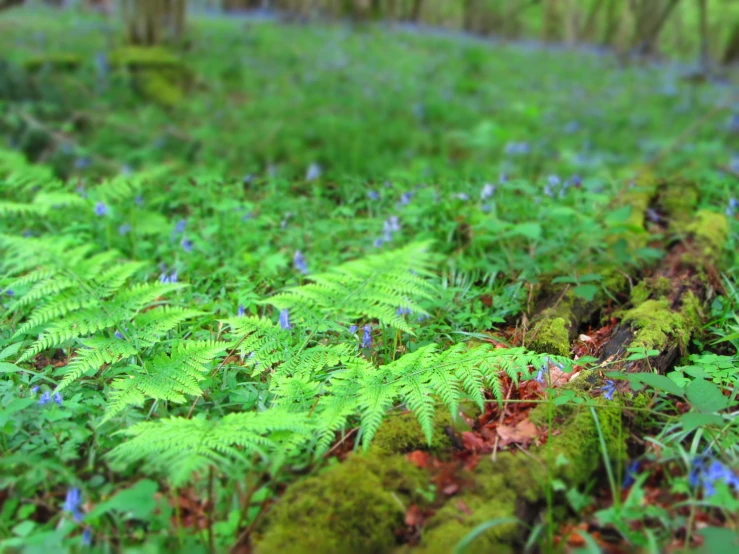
xmin=118 ymin=223 xmax=132 ymax=236
xmin=5 ymin=289 xmax=14 ymax=297
xmin=95 ymin=202 xmax=108 ymax=217
xmin=373 ymin=238 xmax=385 ymax=248
xmin=455 ymin=193 xmax=470 ymax=201
xmin=399 ymin=191 xmax=414 ymax=206
xmin=727 ymin=198 xmax=738 ymax=217
xmin=397 ymin=306 xmax=413 ymax=316
xmin=63 ymin=488 xmax=84 ymax=522
xmin=564 ymin=121 xmax=581 ymax=134
xmin=174 ymin=219 xmax=187 ymax=234
xmin=294 ymin=250 xmax=309 ymax=275
xmin=53 ymin=392 xmax=63 ymax=406
xmin=535 ymin=363 xmax=548 ymax=384
xmin=238 ymin=305 xmax=246 ymax=317
xmin=39 ymin=391 xmax=51 ymax=405
xmin=481 ymin=183 xmax=497 ymax=201
xmin=361 ymin=325 xmax=372 ymax=349
xmin=349 ymin=325 xmax=358 ymax=334
xmin=305 ymin=163 xmax=322 ymax=181
xmin=82 ymin=528 xmax=93 ymax=546
xmin=600 ymin=380 xmax=616 ymax=400
xmin=134 ymin=195 xmax=144 ymax=206
xmin=31 ymin=385 xmax=40 ymax=393
xmin=368 ymin=190 xmax=380 ymax=201
xmin=75 ymin=157 xmax=92 ymax=170
xmin=115 ymin=330 xmax=124 ymax=339
xmin=623 ymin=460 xmax=641 ymax=488
xmin=181 ymin=237 xmax=194 ymax=253
xmin=279 ymin=309 xmax=292 ymax=330
xmin=122 ymin=165 xmax=134 ymax=177
xmin=384 ymin=216 xmax=401 ymax=234
xmin=159 ymin=271 xmax=178 ymax=284
xmin=690 ymin=454 xmax=739 ymax=497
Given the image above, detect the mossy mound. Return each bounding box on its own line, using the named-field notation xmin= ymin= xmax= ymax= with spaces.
xmin=254 ymin=453 xmax=428 ymax=554
xmin=109 ymin=47 xmax=193 ymax=108
xmin=370 ymin=411 xmax=459 ymax=456
xmin=530 ymin=314 xmax=570 ymax=356
xmin=619 ymin=291 xmax=702 ymax=351
xmin=686 ymin=209 xmax=730 ymax=260
xmin=416 ymin=398 xmax=625 ymax=553
xmin=23 ymin=53 xmax=82 ymax=73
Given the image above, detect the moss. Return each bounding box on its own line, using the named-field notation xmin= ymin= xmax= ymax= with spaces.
xmin=620 ymin=292 xmax=702 ymax=352
xmin=620 ymin=299 xmax=683 ymax=350
xmin=24 ymin=53 xmax=82 ymax=73
xmin=109 ymin=47 xmax=192 ymax=108
xmin=255 ymin=453 xmax=428 ymax=554
xmin=418 ymin=397 xmax=625 ymax=553
xmin=661 ymin=179 xmax=699 ymax=224
xmin=371 ymin=411 xmax=456 ymax=456
xmin=630 ymin=281 xmax=651 ymax=306
xmin=530 ymin=316 xmax=570 ymax=356
xmin=686 ymin=209 xmax=729 ymax=260
xmin=630 ymin=277 xmax=672 ymax=306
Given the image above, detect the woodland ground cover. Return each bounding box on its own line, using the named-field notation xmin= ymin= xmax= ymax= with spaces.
xmin=0 ymin=5 xmax=738 ymax=554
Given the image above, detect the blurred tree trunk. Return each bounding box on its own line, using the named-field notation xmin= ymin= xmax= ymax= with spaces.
xmin=723 ymin=21 xmax=739 ymax=64
xmin=630 ymin=0 xmax=682 ymax=56
xmin=0 ymin=0 xmax=24 ymax=10
xmin=698 ymin=0 xmax=710 ymax=73
xmin=124 ymin=0 xmax=187 ymax=46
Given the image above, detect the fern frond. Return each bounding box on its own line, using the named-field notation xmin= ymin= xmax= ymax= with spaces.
xmin=57 ymin=337 xmax=139 ymax=390
xmin=108 ymin=410 xmax=311 ymax=484
xmin=267 ymin=241 xmax=437 ymax=333
xmin=103 ymin=341 xmax=228 ymax=422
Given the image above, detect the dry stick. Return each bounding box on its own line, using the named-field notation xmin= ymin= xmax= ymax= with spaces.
xmin=207 ymin=466 xmax=216 ymax=554
xmin=490 ymin=379 xmax=516 ymax=463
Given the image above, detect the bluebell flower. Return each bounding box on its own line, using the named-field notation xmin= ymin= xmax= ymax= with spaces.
xmin=481 ymin=204 xmax=492 ymax=213
xmin=238 ymin=305 xmax=246 ymax=317
xmin=727 ymin=198 xmax=738 ymax=217
xmin=63 ymin=488 xmax=84 ymax=522
xmin=122 ymin=165 xmax=134 ymax=177
xmin=481 ymin=183 xmax=497 ymax=201
xmin=242 ymin=212 xmax=253 ymax=222
xmin=730 ymin=156 xmax=739 ymax=174
xmin=159 ymin=271 xmax=178 ymax=284
xmin=368 ymin=190 xmax=380 ymax=201
xmin=134 ymin=195 xmax=144 ymax=206
xmin=5 ymin=289 xmax=14 ymax=297
xmin=504 ymin=142 xmax=530 ymax=156
xmin=181 ymin=237 xmax=194 ymax=253
xmin=690 ymin=454 xmax=739 ymax=497
xmin=569 ymin=175 xmax=583 ymax=188
xmin=31 ymin=385 xmax=40 ymax=393
xmin=397 ymin=306 xmax=413 ymax=316
xmin=417 ymin=313 xmax=430 ymax=322
xmin=39 ymin=391 xmax=51 ymax=405
xmin=75 ymin=157 xmax=92 ymax=170
xmin=82 ymin=528 xmax=93 ymax=546
xmin=373 ymin=238 xmax=385 ymax=248
xmin=548 ymin=175 xmax=561 ymax=187
xmin=600 ymin=380 xmax=616 ymax=400
xmin=118 ymin=223 xmax=132 ymax=236
xmin=53 ymin=392 xmax=63 ymax=406
xmin=305 ymin=163 xmax=322 ymax=181
xmin=361 ymin=325 xmax=372 ymax=348
xmin=96 ymin=52 xmax=109 ymax=77
xmin=279 ymin=309 xmax=292 ymax=330
xmin=399 ymin=191 xmax=414 ymax=206
xmin=115 ymin=330 xmax=124 ymax=339
xmin=384 ymin=216 xmax=401 ymax=234
xmin=623 ymin=460 xmax=641 ymax=488
xmin=499 ymin=173 xmax=509 ymax=183
xmin=455 ymin=193 xmax=470 ymax=201
xmin=564 ymin=121 xmax=581 ymax=134
xmin=294 ymin=250 xmax=309 ymax=275
xmin=174 ymin=219 xmax=187 ymax=234
xmin=349 ymin=325 xmax=358 ymax=334
xmin=76 ymin=185 xmax=88 ymax=198
xmin=535 ymin=363 xmax=548 ymax=384
xmin=95 ymin=202 xmax=108 ymax=217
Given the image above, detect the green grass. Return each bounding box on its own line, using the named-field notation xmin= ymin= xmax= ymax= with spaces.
xmin=0 ymin=8 xmax=738 ymax=554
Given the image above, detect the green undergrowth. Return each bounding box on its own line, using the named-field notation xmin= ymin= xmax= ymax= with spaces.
xmin=0 ymin=7 xmax=737 ymax=554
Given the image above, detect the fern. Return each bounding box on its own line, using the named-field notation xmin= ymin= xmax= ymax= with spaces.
xmin=267 ymin=241 xmax=437 ymax=333
xmin=109 ymin=410 xmax=312 ymax=485
xmin=104 ymin=341 xmax=228 ymax=422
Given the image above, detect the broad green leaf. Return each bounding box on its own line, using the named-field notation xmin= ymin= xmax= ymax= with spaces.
xmin=573 ymin=284 xmax=599 ymax=301
xmin=634 ymin=373 xmax=685 ymax=397
xmin=685 ymin=379 xmax=730 ymax=413
xmin=87 ymin=479 xmax=159 ymax=521
xmin=679 ymin=413 xmax=725 ymax=433
xmin=510 ymin=222 xmax=541 ymax=240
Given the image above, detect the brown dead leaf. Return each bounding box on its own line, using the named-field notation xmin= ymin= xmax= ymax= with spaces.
xmin=496 ymin=418 xmax=539 ymax=447
xmin=407 ymin=450 xmax=432 ymax=469
xmin=405 ymin=504 xmax=425 ymax=527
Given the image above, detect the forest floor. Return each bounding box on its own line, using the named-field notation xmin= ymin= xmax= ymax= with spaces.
xmin=0 ymin=7 xmax=738 ymax=554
